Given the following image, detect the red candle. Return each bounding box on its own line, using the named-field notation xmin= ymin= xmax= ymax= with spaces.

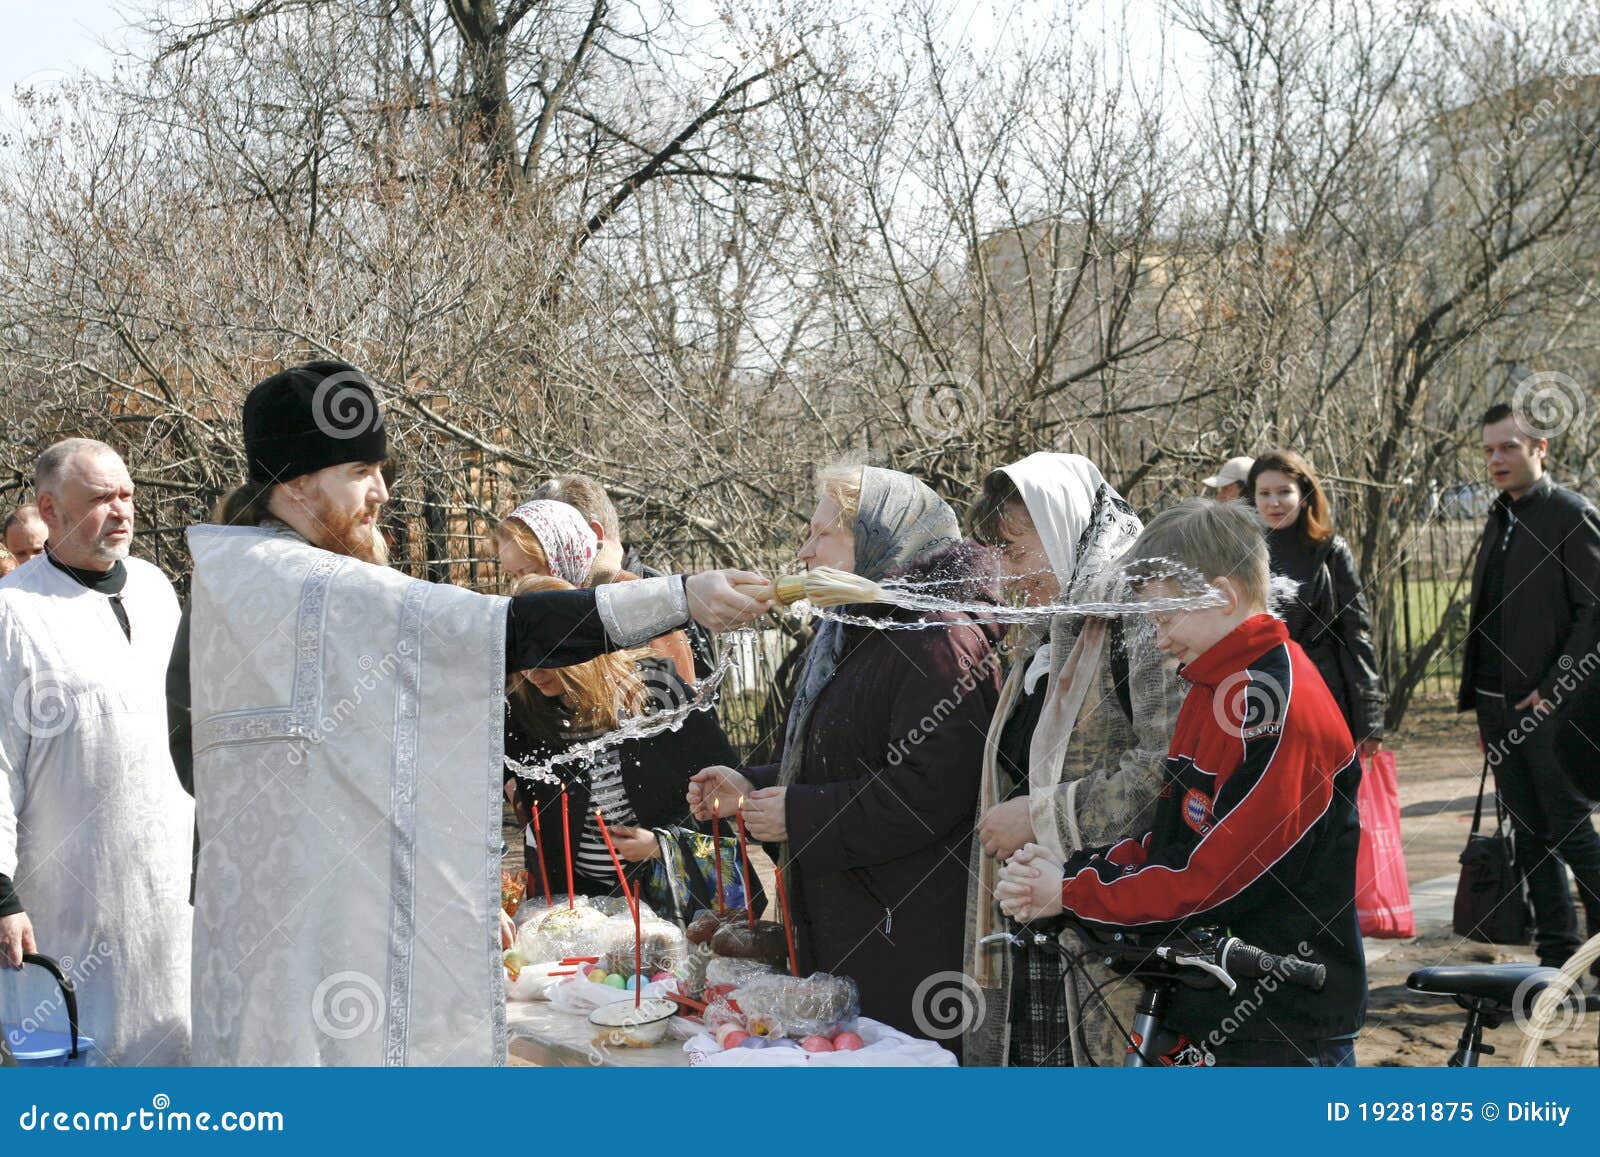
xmin=530 ymin=799 xmax=553 ymax=907
xmin=561 ymin=787 xmax=574 ymax=911
xmin=594 ymin=809 xmax=643 ymax=1008
xmin=633 ymin=899 xmax=643 ymax=1009
xmin=775 ymin=862 xmax=799 ymax=977
xmin=712 ymin=798 xmax=725 ymax=913
xmin=594 ymin=808 xmax=636 ymax=912
xmin=736 ymin=796 xmax=753 ymax=930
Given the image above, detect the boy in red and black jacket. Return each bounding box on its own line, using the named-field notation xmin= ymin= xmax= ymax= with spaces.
xmin=998 ymin=498 xmax=1367 ymax=1066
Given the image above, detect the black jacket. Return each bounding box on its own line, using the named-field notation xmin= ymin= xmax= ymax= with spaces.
xmin=505 ymin=658 xmax=738 ymax=902
xmin=742 ymin=542 xmax=1004 ymax=1047
xmin=1459 ymin=475 xmax=1600 ymax=713
xmin=1266 ymin=529 xmax=1386 ymax=740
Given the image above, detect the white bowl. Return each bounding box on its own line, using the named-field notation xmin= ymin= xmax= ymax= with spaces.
xmin=587 ymin=997 xmax=677 ymax=1047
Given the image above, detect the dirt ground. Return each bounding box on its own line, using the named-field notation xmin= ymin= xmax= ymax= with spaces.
xmin=1355 ymin=696 xmax=1597 ymax=1067
xmin=505 ymin=694 xmax=1600 ymax=1067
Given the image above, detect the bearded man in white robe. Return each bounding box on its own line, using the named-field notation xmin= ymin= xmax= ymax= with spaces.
xmin=171 ymin=361 xmax=768 ymax=1065
xmin=0 ymin=439 xmax=194 ymax=1065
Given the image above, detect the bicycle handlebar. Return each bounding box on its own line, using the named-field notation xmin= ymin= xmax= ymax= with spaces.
xmin=1218 ymin=937 xmax=1327 ymax=991
xmin=983 ymin=922 xmax=1326 ymax=993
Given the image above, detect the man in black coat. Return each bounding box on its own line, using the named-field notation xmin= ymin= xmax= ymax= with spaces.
xmin=1460 ymin=401 xmax=1600 ymax=971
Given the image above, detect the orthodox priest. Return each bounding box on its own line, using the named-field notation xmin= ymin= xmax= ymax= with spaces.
xmin=0 ymin=439 xmax=194 ymax=1065
xmin=170 ymin=361 xmax=769 ymax=1066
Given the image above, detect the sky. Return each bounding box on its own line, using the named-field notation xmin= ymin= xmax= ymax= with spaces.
xmin=0 ymin=1 xmax=131 ymax=98
xmin=0 ymin=1 xmax=1183 ymax=98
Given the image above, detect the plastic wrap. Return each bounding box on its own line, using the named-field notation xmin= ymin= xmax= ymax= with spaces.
xmin=701 ymin=995 xmax=746 ymax=1034
xmin=703 ymin=955 xmax=777 ymax=1004
xmin=710 ymin=919 xmax=789 ymax=970
xmin=600 ymin=911 xmax=687 ymax=979
xmin=685 ymin=908 xmax=725 ymax=946
xmin=730 ymin=972 xmax=859 ymax=1041
xmin=514 ymin=900 xmax=611 ymax=963
xmin=501 ymin=870 xmax=528 ymax=916
xmin=679 ymin=940 xmax=714 ymax=999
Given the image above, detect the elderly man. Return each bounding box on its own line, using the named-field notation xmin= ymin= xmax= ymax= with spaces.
xmin=0 ymin=440 xmax=193 ymax=1065
xmin=3 ymin=506 xmax=47 ymax=564
xmin=173 ymin=362 xmax=768 ymax=1065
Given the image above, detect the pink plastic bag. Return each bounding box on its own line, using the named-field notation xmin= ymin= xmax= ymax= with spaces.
xmin=1355 ymin=750 xmax=1415 ymax=939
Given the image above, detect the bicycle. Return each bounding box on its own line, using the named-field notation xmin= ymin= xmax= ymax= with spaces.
xmin=1405 ymin=931 xmax=1600 ymax=1067
xmin=982 ymin=919 xmax=1326 ymax=1067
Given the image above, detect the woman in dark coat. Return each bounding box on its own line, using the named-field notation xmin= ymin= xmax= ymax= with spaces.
xmin=1248 ymin=449 xmax=1386 ymax=754
xmin=505 ymin=575 xmax=743 ymax=920
xmin=688 ymin=465 xmax=1002 ymax=1055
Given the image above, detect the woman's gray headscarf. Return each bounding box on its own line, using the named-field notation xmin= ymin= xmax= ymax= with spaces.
xmin=777 ymin=467 xmax=960 ymax=790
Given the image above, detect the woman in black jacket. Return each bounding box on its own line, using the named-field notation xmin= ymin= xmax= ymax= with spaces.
xmin=1248 ymin=449 xmax=1386 ymax=754
xmin=503 ymin=575 xmax=745 ymax=921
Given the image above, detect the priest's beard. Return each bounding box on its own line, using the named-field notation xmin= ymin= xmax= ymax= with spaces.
xmin=305 ymin=494 xmax=389 ymax=566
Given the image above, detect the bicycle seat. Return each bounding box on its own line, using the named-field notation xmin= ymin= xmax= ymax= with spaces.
xmin=1406 ymin=963 xmax=1559 ymax=1008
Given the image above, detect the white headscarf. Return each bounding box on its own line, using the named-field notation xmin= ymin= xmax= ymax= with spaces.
xmin=506 ymin=499 xmax=599 ymax=586
xmin=995 ymin=453 xmax=1112 ymax=692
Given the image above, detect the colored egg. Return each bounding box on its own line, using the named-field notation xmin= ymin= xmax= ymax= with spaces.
xmin=651 ymin=971 xmax=676 ymax=985
xmin=737 ymin=1035 xmax=766 ymax=1049
xmin=587 ymin=970 xmax=610 ymax=984
xmin=604 ymin=973 xmax=627 ymax=988
xmin=625 ymin=975 xmax=643 ymax=990
xmin=832 ymin=1031 xmax=864 ymax=1051
xmin=800 ymin=1036 xmax=834 ymax=1053
xmin=722 ymin=1030 xmax=750 ymax=1049
xmin=579 ymin=962 xmax=600 ymax=976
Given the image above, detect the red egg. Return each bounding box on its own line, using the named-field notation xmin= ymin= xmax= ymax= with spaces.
xmin=831 ymin=1031 xmax=864 ymax=1051
xmin=578 ymin=962 xmax=599 ymax=976
xmin=651 ymin=971 xmax=676 ymax=985
xmin=721 ymin=1030 xmax=750 ymax=1049
xmin=800 ymin=1035 xmax=835 ymax=1053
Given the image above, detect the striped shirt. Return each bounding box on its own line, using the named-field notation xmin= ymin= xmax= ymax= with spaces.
xmin=573 ymin=748 xmax=641 ymax=883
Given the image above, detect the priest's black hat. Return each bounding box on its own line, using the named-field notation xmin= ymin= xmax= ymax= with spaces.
xmin=243 ymin=361 xmax=388 ymax=484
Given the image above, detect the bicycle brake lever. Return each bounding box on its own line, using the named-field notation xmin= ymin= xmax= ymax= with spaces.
xmin=1174 ymin=954 xmax=1237 ymax=995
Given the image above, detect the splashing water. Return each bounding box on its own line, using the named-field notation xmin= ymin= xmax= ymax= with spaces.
xmin=504 ymin=559 xmax=1299 ymax=783
xmin=797 ymin=556 xmax=1235 ymax=630
xmin=504 ymin=636 xmax=744 ymax=787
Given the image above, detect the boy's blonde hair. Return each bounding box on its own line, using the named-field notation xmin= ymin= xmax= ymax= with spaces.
xmin=1128 ymin=498 xmax=1270 ymax=610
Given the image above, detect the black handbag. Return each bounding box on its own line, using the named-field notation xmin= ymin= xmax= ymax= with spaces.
xmin=1452 ymin=757 xmax=1532 ymax=944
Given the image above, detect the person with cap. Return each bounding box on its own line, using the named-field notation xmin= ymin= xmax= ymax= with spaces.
xmin=0 ymin=439 xmax=193 ymax=1064
xmin=1202 ymin=455 xmax=1255 ymax=502
xmin=169 ymin=361 xmax=770 ymax=1066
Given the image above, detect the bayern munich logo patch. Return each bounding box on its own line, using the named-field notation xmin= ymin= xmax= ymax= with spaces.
xmin=1182 ymin=788 xmax=1213 ymax=835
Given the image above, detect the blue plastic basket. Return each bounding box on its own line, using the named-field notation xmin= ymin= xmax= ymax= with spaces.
xmin=3 ymin=954 xmax=96 ymax=1067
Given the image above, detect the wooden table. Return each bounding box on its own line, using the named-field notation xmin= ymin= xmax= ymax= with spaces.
xmin=505 ymin=1000 xmax=693 ymax=1068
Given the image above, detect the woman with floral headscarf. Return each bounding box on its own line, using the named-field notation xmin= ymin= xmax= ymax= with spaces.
xmin=688 ymin=465 xmax=1003 ymax=1052
xmin=961 ymin=453 xmax=1186 ymax=1067
xmin=495 ymin=498 xmax=697 ymax=685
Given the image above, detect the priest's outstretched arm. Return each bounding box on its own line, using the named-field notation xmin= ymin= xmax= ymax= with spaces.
xmin=169 ymin=570 xmax=770 ymax=794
